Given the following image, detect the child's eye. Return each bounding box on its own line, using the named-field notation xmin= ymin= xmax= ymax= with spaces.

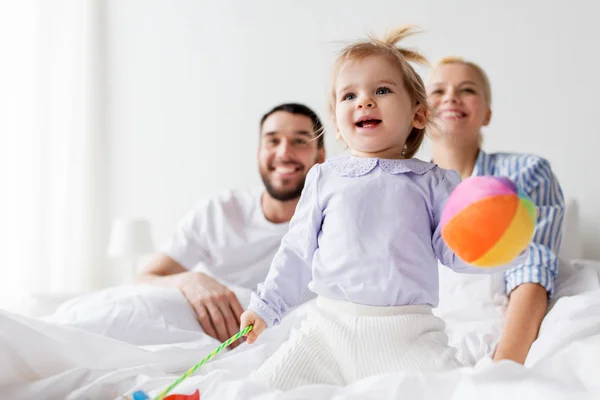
xmin=266 ymin=138 xmax=279 ymax=146
xmin=342 ymin=93 xmax=356 ymax=101
xmin=376 ymin=87 xmax=391 ymax=95
xmin=430 ymin=89 xmax=443 ymax=96
xmin=461 ymin=88 xmax=476 ymax=94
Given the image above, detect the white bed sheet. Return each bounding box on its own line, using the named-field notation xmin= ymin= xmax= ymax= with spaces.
xmin=1 ymin=261 xmax=599 ymax=400
xmin=433 ymin=258 xmax=600 ymax=366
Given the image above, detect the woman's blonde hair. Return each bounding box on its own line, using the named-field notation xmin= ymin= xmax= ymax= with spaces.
xmin=435 ymin=56 xmax=492 ymax=106
xmin=330 ymin=26 xmax=429 ymax=158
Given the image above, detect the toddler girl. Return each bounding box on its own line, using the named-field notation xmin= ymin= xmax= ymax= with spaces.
xmin=240 ymin=26 xmax=526 ymax=390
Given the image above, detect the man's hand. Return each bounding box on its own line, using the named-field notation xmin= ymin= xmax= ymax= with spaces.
xmin=240 ymin=310 xmax=267 ymax=344
xmin=137 ymin=255 xmax=245 ymax=347
xmin=179 ymin=271 xmax=245 ymax=347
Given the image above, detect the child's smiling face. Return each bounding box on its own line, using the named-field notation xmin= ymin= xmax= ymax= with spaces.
xmin=334 ymin=55 xmax=425 ymax=159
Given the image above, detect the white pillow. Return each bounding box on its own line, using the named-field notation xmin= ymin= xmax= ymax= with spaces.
xmin=551 ymin=259 xmax=600 ymax=307
xmin=45 ymin=284 xmax=253 ymax=346
xmin=558 ymin=198 xmax=583 ymax=260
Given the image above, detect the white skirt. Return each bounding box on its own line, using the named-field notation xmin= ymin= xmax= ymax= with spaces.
xmin=253 ymin=296 xmax=462 ymax=390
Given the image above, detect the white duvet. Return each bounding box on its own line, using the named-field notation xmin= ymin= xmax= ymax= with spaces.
xmin=1 ymin=260 xmax=600 ymax=400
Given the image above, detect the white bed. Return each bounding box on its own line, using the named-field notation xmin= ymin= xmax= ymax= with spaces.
xmin=1 ymin=201 xmax=599 ymax=400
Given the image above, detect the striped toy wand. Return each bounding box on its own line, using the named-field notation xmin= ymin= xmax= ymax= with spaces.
xmin=131 ymin=325 xmax=253 ymax=400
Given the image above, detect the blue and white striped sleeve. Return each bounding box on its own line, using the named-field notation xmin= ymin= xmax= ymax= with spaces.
xmin=504 ymin=156 xmax=565 ymax=298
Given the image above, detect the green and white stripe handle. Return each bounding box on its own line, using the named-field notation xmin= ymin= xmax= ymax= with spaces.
xmin=153 ymin=325 xmax=253 ymax=400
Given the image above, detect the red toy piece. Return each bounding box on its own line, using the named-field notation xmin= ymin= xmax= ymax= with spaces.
xmin=164 ymin=390 xmax=200 ymax=400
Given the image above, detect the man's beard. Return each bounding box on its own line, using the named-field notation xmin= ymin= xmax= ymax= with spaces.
xmin=260 ymin=170 xmax=306 ymax=202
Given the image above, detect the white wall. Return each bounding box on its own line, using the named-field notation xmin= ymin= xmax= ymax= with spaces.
xmin=107 ymin=0 xmax=600 ymax=259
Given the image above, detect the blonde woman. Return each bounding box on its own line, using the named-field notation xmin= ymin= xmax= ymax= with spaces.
xmin=428 ymin=57 xmax=565 ymax=364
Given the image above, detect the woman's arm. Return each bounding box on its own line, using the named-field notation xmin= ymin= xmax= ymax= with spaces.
xmin=493 ymin=282 xmax=547 ymax=363
xmin=494 ymin=155 xmax=564 ymax=363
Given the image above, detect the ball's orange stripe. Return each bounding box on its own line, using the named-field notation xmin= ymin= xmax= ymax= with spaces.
xmin=472 ymin=200 xmax=535 ymax=267
xmin=442 ymin=194 xmax=518 ymax=262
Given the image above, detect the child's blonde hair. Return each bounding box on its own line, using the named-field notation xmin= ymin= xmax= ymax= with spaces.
xmin=330 ymin=25 xmax=429 ymax=158
xmin=435 ymin=56 xmax=492 ymax=106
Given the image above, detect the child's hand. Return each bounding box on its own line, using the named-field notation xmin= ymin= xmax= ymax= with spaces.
xmin=240 ymin=310 xmax=266 ymax=344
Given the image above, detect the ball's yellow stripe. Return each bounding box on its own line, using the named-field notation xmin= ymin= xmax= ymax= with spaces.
xmin=473 ymin=201 xmax=534 ymax=267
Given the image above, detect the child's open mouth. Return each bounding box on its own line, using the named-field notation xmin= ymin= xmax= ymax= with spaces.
xmin=355 ymin=119 xmax=382 ymax=128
